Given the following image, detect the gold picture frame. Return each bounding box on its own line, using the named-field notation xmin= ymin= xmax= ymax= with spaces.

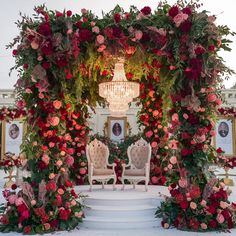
xmin=213 ymin=116 xmax=236 ymax=156
xmin=107 ymin=116 xmax=128 ymax=142
xmin=1 ymin=119 xmax=25 ymax=159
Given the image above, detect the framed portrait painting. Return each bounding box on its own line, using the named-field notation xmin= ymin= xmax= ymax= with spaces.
xmin=214 ymin=117 xmax=236 ymax=156
xmin=107 ymin=116 xmax=127 ymax=142
xmin=1 ymin=119 xmax=24 ymax=159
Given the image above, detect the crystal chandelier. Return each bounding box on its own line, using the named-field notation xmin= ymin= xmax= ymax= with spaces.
xmin=99 ymin=58 xmax=140 ymax=116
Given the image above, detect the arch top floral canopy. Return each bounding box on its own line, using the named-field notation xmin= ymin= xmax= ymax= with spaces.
xmin=0 ymin=0 xmax=236 ymax=234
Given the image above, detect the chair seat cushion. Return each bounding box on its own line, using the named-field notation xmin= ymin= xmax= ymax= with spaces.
xmin=124 ymin=169 xmax=145 ymax=176
xmin=93 ymin=168 xmax=114 ymax=176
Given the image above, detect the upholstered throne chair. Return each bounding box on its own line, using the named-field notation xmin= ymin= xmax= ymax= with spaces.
xmin=121 ymin=138 xmax=151 ymax=191
xmin=86 ymin=138 xmax=117 ymax=191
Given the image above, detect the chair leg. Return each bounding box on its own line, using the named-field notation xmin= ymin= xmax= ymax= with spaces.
xmin=113 ymin=177 xmax=116 ymax=191
xmin=145 ymin=179 xmax=148 ymax=192
xmin=89 ymin=182 xmax=92 ymax=192
xmin=121 ymin=178 xmax=125 ymax=190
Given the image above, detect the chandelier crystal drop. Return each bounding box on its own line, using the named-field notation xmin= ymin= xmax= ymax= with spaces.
xmin=99 ymin=59 xmax=140 ymax=116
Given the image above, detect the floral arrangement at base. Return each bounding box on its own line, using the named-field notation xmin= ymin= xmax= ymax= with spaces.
xmin=156 ymin=180 xmax=236 ymax=231
xmin=0 ymin=179 xmax=83 ymax=234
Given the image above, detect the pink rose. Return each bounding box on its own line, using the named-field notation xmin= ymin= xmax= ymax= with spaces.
xmin=216 ymin=213 xmax=225 ymax=224
xmin=173 ymin=13 xmax=188 ymax=27
xmin=97 ymin=44 xmax=106 ymax=52
xmin=53 ymin=100 xmax=62 ymax=109
xmin=8 ymin=195 xmax=17 ymax=205
xmin=135 ymin=30 xmax=143 ymax=40
xmin=170 ymin=156 xmax=177 ymax=164
xmin=151 ymin=141 xmax=158 ymax=148
xmin=145 ymin=130 xmax=153 ymax=138
xmin=220 ymin=201 xmax=228 ymax=209
xmin=172 ymin=113 xmax=179 ymax=121
xmin=201 ymin=223 xmax=207 ymax=230
xmin=58 ymin=188 xmax=64 ymax=195
xmin=49 ymin=116 xmax=60 ymax=126
xmin=49 ymin=173 xmax=55 ymax=179
xmin=153 ymin=110 xmax=159 ymax=116
xmin=15 ymin=197 xmax=24 ymax=206
xmin=79 ymin=168 xmax=87 ymax=175
xmin=42 ymin=154 xmax=50 ymax=164
xmin=92 ymin=26 xmax=100 ymax=33
xmin=215 ymin=99 xmax=222 ymax=106
xmin=151 ymin=176 xmax=158 ymax=184
xmin=207 ymin=93 xmax=217 ymax=102
xmin=81 ymin=8 xmax=88 ymax=15
xmin=178 ymin=178 xmax=188 ymax=188
xmin=17 ymin=99 xmax=26 ymax=109
xmin=96 ymin=35 xmax=105 ymax=44
xmin=65 ymin=155 xmax=74 ymax=166
xmin=183 ymin=113 xmax=189 ymax=119
xmin=190 ymin=202 xmax=197 ymax=210
xmin=31 ymin=40 xmax=39 ymax=49
xmin=56 ymin=160 xmax=63 ymax=167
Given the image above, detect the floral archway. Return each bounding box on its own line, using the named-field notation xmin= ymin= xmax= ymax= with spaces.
xmin=0 ymin=1 xmax=235 ymax=234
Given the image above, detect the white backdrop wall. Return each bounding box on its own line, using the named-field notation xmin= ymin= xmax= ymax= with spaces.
xmin=88 ymin=103 xmax=141 ymax=136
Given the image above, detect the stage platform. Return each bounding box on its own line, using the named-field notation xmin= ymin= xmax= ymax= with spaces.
xmin=75 ymin=184 xmax=168 ymax=230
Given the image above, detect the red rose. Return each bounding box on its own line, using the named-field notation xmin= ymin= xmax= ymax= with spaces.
xmin=41 ymin=40 xmax=53 ymax=56
xmin=112 ymin=26 xmax=122 ymax=38
xmin=168 ymin=6 xmax=179 ymax=18
xmin=114 ymin=13 xmax=121 ymax=23
xmin=56 ymin=11 xmax=63 ymax=17
xmin=38 ymin=160 xmax=48 ymax=170
xmin=189 ymin=218 xmax=199 ymax=230
xmin=53 ymin=194 xmax=62 ymax=206
xmin=181 ymin=148 xmax=192 ymax=156
xmin=227 ymin=219 xmax=234 ymax=229
xmin=208 ymin=45 xmax=215 ymax=52
xmin=124 ymin=12 xmax=130 ymax=20
xmin=46 ymin=181 xmax=57 ymax=192
xmin=194 ymin=46 xmax=205 ymax=55
xmin=11 ymin=184 xmax=17 ymax=190
xmin=175 ymin=193 xmax=184 ymax=203
xmin=23 ymin=226 xmax=31 ymax=234
xmin=209 ymin=219 xmax=217 ymax=229
xmin=181 ymin=132 xmax=190 ymax=139
xmin=66 ymin=10 xmax=72 ymax=17
xmin=59 ymin=208 xmax=70 ymax=220
xmin=180 ymin=20 xmax=192 ymax=32
xmin=222 ymin=209 xmax=231 ymax=220
xmin=71 ymin=189 xmax=78 ymax=198
xmin=79 ymin=29 xmax=92 ymax=41
xmin=56 ymin=56 xmax=68 ymax=68
xmin=65 ymin=180 xmax=73 ymax=188
xmin=50 ymin=219 xmax=59 ymax=228
xmin=189 ymin=185 xmax=201 ymax=199
xmin=141 ymin=6 xmax=151 ymax=15
xmin=42 ymin=61 xmax=51 ymax=69
xmin=12 ymin=49 xmax=18 ymax=56
xmin=180 ymin=201 xmax=188 ymax=209
xmin=17 ymin=203 xmax=28 ymax=213
xmin=38 ymin=22 xmax=52 ymax=36
xmin=207 ymin=205 xmax=216 ymax=214
xmin=216 ymin=147 xmax=223 ymax=153
xmin=182 ymin=7 xmax=192 ymax=15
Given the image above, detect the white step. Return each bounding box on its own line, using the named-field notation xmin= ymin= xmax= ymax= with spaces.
xmin=82 ymin=216 xmax=161 ymax=229
xmin=76 ymin=185 xmax=166 ymax=230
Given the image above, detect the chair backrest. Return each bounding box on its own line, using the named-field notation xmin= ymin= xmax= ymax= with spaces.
xmin=127 ymin=138 xmax=151 ymax=169
xmin=86 ymin=138 xmax=109 ymax=169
